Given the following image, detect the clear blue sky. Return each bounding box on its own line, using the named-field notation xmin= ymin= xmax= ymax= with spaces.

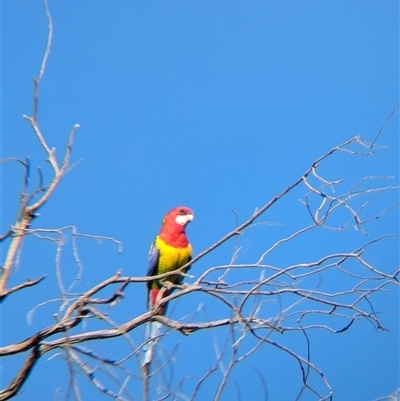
xmin=1 ymin=1 xmax=399 ymax=400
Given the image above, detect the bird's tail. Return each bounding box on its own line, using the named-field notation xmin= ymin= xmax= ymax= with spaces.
xmin=142 ymin=319 xmax=161 ymax=375
xmin=142 ymin=288 xmax=167 ymax=375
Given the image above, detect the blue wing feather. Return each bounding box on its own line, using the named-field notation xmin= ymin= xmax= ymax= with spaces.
xmin=146 ymin=239 xmax=159 ymax=282
xmin=143 ymin=238 xmax=161 ymax=370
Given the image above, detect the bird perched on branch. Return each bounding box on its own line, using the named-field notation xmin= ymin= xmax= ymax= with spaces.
xmin=142 ymin=206 xmax=194 ymax=374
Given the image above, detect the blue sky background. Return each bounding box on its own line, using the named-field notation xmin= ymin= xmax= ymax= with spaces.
xmin=1 ymin=1 xmax=399 ymax=400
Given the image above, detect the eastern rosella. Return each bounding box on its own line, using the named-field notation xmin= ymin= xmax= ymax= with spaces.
xmin=142 ymin=206 xmax=194 ymax=373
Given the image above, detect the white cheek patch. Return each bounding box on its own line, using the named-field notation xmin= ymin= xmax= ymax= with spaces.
xmin=175 ymin=213 xmax=194 ymax=226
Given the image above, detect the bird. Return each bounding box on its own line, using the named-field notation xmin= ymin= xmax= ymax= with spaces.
xmin=142 ymin=206 xmax=194 ymax=374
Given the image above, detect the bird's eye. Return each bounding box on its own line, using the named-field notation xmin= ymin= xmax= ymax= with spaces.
xmin=179 ymin=208 xmax=185 ymax=214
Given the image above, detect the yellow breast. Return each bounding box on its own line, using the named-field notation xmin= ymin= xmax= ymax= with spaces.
xmin=155 ymin=236 xmax=192 ymax=278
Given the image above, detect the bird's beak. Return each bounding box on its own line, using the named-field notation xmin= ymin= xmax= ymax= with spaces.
xmin=175 ymin=213 xmax=194 ymax=226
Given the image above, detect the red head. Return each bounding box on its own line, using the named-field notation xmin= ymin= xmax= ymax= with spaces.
xmin=162 ymin=206 xmax=194 ymax=228
xmin=159 ymin=206 xmax=194 ymax=247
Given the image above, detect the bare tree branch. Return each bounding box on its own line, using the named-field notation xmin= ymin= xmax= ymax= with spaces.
xmin=0 ymin=275 xmax=46 ymax=302
xmin=0 ymin=345 xmax=41 ymax=400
